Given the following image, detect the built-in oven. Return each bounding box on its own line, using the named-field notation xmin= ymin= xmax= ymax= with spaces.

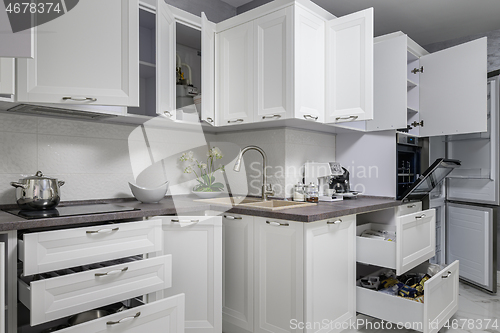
xmin=396 ymin=133 xmax=422 ymax=199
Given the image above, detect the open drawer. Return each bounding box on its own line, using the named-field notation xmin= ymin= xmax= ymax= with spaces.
xmin=356 ymin=261 xmax=459 ymax=333
xmin=357 ymin=208 xmax=436 ymax=275
xmin=18 ymin=219 xmax=163 ymax=276
xmin=18 ymin=255 xmax=172 ymax=326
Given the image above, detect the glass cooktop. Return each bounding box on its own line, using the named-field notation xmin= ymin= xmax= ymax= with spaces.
xmin=2 ymin=203 xmax=139 ymax=219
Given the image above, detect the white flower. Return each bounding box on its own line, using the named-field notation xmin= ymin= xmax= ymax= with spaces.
xmin=180 ymin=151 xmax=195 ymax=162
xmin=184 ymin=166 xmax=193 ymax=174
xmin=209 ymin=147 xmax=223 ymax=159
xmin=200 ymin=163 xmax=207 ymax=169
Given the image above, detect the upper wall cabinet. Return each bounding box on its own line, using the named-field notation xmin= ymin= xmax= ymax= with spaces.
xmin=324 ymin=8 xmax=374 ymax=124
xmin=0 ymin=2 xmax=33 ymax=58
xmin=0 ymin=58 xmax=15 ymax=97
xmin=17 ymin=0 xmax=139 ymax=107
xmin=215 ymin=0 xmax=374 ymax=127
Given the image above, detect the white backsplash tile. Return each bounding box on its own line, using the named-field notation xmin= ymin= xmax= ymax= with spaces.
xmin=58 ymin=173 xmax=135 ymax=201
xmin=0 ymin=113 xmax=38 ymax=134
xmin=0 ymin=132 xmax=38 ymax=174
xmin=37 ymin=117 xmax=134 ymax=140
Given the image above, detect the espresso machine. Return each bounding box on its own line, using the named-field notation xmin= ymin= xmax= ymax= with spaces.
xmin=303 ymin=162 xmax=344 ymax=202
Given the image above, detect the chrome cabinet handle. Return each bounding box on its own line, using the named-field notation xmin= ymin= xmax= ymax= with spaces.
xmin=303 ymin=114 xmax=318 ymax=121
xmin=62 ymin=96 xmax=97 ymax=102
xmin=441 ymin=271 xmax=452 ymax=279
xmin=262 ymin=114 xmax=281 ymax=119
xmin=107 ymin=312 xmax=141 ymax=325
xmin=86 ymin=227 xmax=119 ymax=234
xmin=266 ymin=221 xmax=289 ymax=227
xmin=327 ymin=219 xmax=342 ymax=225
xmin=224 ymin=215 xmax=242 ymax=220
xmin=335 ymin=115 xmax=359 ymax=121
xmin=415 ymin=214 xmax=426 ymax=219
xmin=95 ymin=267 xmax=128 ymax=277
xmin=227 ymin=119 xmax=244 ymax=123
xmin=407 ymin=204 xmax=416 ymax=208
xmin=163 ymin=111 xmax=173 ymax=117
xmin=171 ymin=219 xmax=199 ymax=223
xmin=206 ymin=117 xmax=214 ymax=123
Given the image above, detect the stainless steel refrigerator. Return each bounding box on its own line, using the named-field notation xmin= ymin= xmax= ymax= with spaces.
xmin=430 ymin=72 xmax=499 ymax=293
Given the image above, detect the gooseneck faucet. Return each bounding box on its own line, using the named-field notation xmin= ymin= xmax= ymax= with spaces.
xmin=233 ymin=145 xmax=274 ymax=201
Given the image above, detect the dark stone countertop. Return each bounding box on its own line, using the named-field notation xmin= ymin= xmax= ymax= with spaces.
xmin=0 ymin=195 xmax=402 ymax=231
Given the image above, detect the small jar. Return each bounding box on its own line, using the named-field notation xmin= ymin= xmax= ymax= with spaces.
xmin=306 ymin=183 xmax=319 ymax=203
xmin=293 ymin=183 xmax=305 ymax=202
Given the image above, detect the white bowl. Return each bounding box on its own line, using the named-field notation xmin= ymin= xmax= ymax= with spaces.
xmin=192 ymin=191 xmax=222 ymax=199
xmin=129 ymin=181 xmax=169 ymax=203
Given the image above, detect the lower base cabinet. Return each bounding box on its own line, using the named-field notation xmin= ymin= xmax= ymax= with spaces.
xmin=222 ymin=213 xmax=356 ymax=333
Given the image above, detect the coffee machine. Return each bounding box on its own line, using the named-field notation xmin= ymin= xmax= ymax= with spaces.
xmin=329 ymin=167 xmax=350 ymax=193
xmin=303 ymin=162 xmax=344 ymax=201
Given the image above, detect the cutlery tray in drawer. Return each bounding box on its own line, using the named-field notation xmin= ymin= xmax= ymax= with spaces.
xmin=356 ymin=261 xmax=459 ymax=333
xmin=18 ymin=254 xmax=172 ymax=326
xmin=18 ymin=219 xmax=163 ymax=275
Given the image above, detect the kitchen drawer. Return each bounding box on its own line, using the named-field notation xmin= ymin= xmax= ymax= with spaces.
xmin=357 ymin=208 xmax=435 ymax=275
xmin=19 ymin=219 xmax=163 ymax=275
xmin=356 ymin=261 xmax=459 ymax=333
xmin=55 ymin=295 xmax=185 ymax=333
xmin=18 ymin=255 xmax=172 ymax=326
xmin=397 ymin=202 xmax=422 ymax=216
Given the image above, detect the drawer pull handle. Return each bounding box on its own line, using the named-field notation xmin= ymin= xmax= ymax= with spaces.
xmin=327 ymin=219 xmax=342 ymax=224
xmin=171 ymin=219 xmax=199 ymax=223
xmin=335 ymin=115 xmax=359 ymax=121
xmin=95 ymin=267 xmax=129 ymax=277
xmin=107 ymin=312 xmax=141 ymax=325
xmin=86 ymin=227 xmax=119 ymax=234
xmin=262 ymin=114 xmax=281 ymax=119
xmin=266 ymin=221 xmax=289 ymax=227
xmin=62 ymin=96 xmax=97 ymax=102
xmin=442 ymin=271 xmax=452 ymax=279
xmin=227 ymin=118 xmax=244 ymax=123
xmin=415 ymin=214 xmax=426 ymax=219
xmin=224 ymin=215 xmax=242 ymax=220
xmin=407 ymin=204 xmax=416 ymax=208
xmin=303 ymin=114 xmax=318 ymax=121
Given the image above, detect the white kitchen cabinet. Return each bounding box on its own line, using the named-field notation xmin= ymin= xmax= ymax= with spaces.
xmin=201 ymin=13 xmax=217 ymax=125
xmin=0 ymin=4 xmax=33 ymax=58
xmin=255 ymin=7 xmax=293 ymax=122
xmin=254 ymin=217 xmax=304 ymax=333
xmin=162 ymin=216 xmax=222 ymax=333
xmin=324 ymin=9 xmax=373 ymax=124
xmin=16 ymin=0 xmax=139 ymax=107
xmin=304 ymin=215 xmax=356 ymax=333
xmin=216 ymin=21 xmax=255 ymax=126
xmin=0 ymin=242 xmax=4 ymax=333
xmin=222 ymin=214 xmax=254 ymax=333
xmin=0 ymin=59 xmax=15 ymax=97
xmin=55 ymin=295 xmax=185 ymax=333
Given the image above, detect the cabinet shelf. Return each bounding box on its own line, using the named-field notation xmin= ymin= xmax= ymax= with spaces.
xmin=407 ymin=106 xmax=419 ymax=114
xmin=139 ymin=61 xmax=156 ymax=78
xmin=398 ymin=173 xmax=415 ymax=177
xmin=407 ymin=79 xmax=418 ymax=89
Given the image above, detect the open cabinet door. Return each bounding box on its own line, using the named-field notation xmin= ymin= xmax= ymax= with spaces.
xmin=157 ymin=0 xmax=176 ymax=119
xmin=0 ymin=3 xmax=33 ymax=58
xmin=420 ymin=38 xmax=487 ymax=136
xmin=201 ymin=13 xmax=216 ymax=125
xmin=0 ymin=59 xmax=15 ymax=96
xmin=325 ymin=8 xmax=373 ymax=124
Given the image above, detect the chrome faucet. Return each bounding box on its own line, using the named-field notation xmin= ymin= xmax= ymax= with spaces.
xmin=233 ymin=145 xmax=274 ymax=201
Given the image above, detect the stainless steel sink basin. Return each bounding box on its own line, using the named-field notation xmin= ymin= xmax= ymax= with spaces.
xmin=196 ymin=197 xmax=317 ymax=211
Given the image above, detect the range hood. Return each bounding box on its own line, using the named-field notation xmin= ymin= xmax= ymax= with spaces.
xmin=400 ymin=158 xmax=461 ymax=201
xmin=6 ymin=104 xmax=118 ymax=120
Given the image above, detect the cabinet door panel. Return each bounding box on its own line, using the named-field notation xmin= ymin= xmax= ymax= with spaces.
xmin=0 ymin=242 xmax=4 ymax=333
xmin=294 ymin=7 xmax=325 ymax=122
xmin=222 ymin=214 xmax=254 ymax=333
xmin=325 ymin=8 xmax=373 ymax=123
xmin=420 ymin=37 xmax=487 ymax=136
xmin=17 ymin=0 xmax=139 ymax=107
xmin=201 ymin=13 xmax=216 ymax=125
xmin=162 ymin=216 xmax=222 ymax=333
xmin=157 ymin=0 xmax=176 ymax=118
xmin=254 ymin=217 xmax=303 ymax=333
xmin=366 ymin=33 xmax=407 ymax=131
xmin=0 ymin=3 xmax=33 ymax=58
xmin=255 ymin=7 xmax=293 ymax=121
xmin=305 ymin=216 xmax=356 ymax=333
xmin=0 ymin=59 xmax=14 ymax=96
xmin=217 ymin=22 xmax=254 ymax=125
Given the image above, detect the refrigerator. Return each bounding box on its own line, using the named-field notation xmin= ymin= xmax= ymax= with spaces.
xmin=429 ymin=72 xmax=499 ymax=294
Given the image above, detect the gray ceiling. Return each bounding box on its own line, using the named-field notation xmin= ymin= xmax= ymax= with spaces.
xmin=225 ymin=0 xmax=500 ymax=46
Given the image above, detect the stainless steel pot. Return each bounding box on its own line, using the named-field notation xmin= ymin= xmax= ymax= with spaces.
xmin=10 ymin=171 xmax=65 ymax=210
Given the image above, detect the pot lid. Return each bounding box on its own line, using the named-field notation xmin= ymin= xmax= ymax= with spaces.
xmin=22 ymin=171 xmax=56 ymax=181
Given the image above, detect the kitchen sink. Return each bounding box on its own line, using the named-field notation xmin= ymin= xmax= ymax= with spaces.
xmin=196 ymin=197 xmax=317 ymax=211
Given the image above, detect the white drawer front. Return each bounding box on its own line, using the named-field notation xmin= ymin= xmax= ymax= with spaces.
xmin=56 ymin=294 xmax=185 ymax=333
xmin=21 ymin=219 xmax=163 ymax=275
xmin=356 ymin=261 xmax=459 ymax=333
xmin=19 ymin=255 xmax=172 ymax=326
xmin=397 ymin=202 xmax=422 ymax=216
xmin=357 ymin=208 xmax=435 ymax=275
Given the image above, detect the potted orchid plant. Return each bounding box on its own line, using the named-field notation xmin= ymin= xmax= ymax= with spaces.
xmin=180 ymin=147 xmax=225 ymax=198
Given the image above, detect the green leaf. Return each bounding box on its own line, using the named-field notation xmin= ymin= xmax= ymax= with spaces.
xmin=211 ymin=182 xmax=224 ymax=189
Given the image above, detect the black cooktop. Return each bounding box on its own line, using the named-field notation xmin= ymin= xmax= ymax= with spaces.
xmin=2 ymin=203 xmax=139 ymax=219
